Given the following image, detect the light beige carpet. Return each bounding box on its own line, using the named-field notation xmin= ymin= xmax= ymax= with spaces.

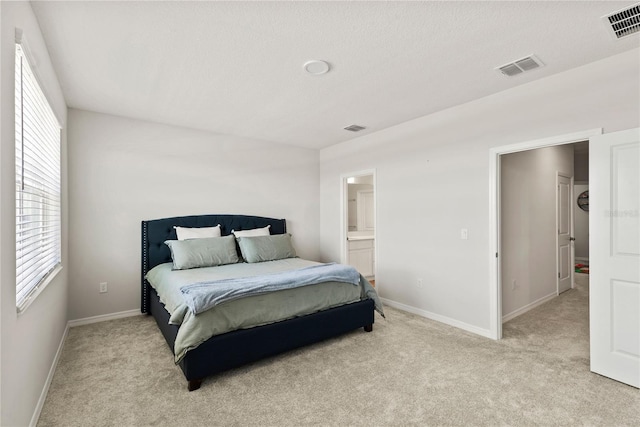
xmin=38 ymin=275 xmax=639 ymax=426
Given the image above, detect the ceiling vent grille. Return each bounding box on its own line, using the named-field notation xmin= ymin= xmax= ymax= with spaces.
xmin=344 ymin=124 xmax=366 ymax=132
xmin=603 ymin=3 xmax=640 ymax=39
xmin=496 ymin=55 xmax=544 ymax=77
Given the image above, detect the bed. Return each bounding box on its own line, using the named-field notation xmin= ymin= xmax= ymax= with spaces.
xmin=141 ymin=214 xmax=380 ymax=391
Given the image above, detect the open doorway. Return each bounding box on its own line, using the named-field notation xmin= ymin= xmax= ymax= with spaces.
xmin=491 ymin=128 xmax=639 ymax=387
xmin=488 ymin=128 xmax=601 ymax=339
xmin=497 ymin=141 xmax=591 ymax=370
xmin=500 ymin=144 xmax=578 ymax=323
xmin=341 ymin=171 xmax=376 ymax=286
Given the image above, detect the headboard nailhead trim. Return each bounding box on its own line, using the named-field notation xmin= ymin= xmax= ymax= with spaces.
xmin=141 ymin=221 xmax=149 ymax=313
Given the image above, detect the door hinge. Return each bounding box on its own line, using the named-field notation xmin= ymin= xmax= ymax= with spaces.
xmin=558 ymin=272 xmax=560 ymax=278
xmin=496 ymin=252 xmax=498 ymax=258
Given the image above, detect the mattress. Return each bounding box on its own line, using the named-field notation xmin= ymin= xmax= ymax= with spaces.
xmin=146 ymin=258 xmax=363 ymax=362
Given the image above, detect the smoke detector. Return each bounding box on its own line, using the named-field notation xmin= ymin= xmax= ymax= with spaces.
xmin=496 ymin=55 xmax=544 ymax=77
xmin=344 ymin=124 xmax=366 ymax=132
xmin=602 ymin=3 xmax=640 ymax=39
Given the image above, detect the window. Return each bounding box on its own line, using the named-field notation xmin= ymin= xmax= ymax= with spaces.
xmin=15 ymin=43 xmax=62 ymax=311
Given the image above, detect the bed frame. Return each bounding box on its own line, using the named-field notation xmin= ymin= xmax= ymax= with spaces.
xmin=141 ymin=214 xmax=375 ymax=391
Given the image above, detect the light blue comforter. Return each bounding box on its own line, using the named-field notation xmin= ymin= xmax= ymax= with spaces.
xmin=181 ymin=263 xmax=361 ymax=315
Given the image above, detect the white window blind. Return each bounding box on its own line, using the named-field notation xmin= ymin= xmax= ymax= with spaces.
xmin=15 ymin=43 xmax=62 ymax=311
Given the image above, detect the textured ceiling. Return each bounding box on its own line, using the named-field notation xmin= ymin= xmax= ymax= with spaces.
xmin=31 ymin=1 xmax=640 ymax=149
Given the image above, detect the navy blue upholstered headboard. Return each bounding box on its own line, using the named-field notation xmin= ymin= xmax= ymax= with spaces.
xmin=141 ymin=214 xmax=286 ymax=313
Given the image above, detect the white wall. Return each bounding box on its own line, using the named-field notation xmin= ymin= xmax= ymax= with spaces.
xmin=1 ymin=2 xmax=69 ymax=426
xmin=67 ymin=109 xmax=320 ymax=320
xmin=574 ymin=184 xmax=589 ymax=260
xmin=500 ymin=145 xmax=574 ymax=318
xmin=319 ymin=49 xmax=640 ymax=335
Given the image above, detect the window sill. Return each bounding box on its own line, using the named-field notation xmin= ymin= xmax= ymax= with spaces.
xmin=17 ymin=264 xmax=63 ymax=315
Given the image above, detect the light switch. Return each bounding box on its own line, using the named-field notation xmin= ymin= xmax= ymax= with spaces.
xmin=460 ymin=228 xmax=468 ymax=240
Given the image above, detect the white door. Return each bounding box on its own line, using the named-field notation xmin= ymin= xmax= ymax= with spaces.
xmin=590 ymin=128 xmax=640 ymax=388
xmin=357 ymin=190 xmax=375 ymax=231
xmin=557 ymin=174 xmax=573 ymax=294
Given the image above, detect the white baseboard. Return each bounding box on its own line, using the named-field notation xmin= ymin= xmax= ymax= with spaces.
xmin=380 ymin=297 xmax=493 ymax=339
xmin=68 ymin=309 xmax=142 ymax=328
xmin=502 ymin=292 xmax=557 ymax=323
xmin=29 ymin=324 xmax=69 ymax=427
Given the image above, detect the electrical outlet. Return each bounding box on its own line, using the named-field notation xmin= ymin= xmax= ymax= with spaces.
xmin=417 ymin=278 xmax=423 ymax=287
xmin=99 ymin=282 xmax=108 ymax=293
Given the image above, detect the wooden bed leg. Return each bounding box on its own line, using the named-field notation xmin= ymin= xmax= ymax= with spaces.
xmin=188 ymin=379 xmax=203 ymax=391
xmin=364 ymin=324 xmax=373 ymax=332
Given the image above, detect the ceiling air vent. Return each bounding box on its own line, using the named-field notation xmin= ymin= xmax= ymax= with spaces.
xmin=496 ymin=55 xmax=544 ymax=77
xmin=344 ymin=124 xmax=366 ymax=132
xmin=602 ymin=3 xmax=640 ymax=39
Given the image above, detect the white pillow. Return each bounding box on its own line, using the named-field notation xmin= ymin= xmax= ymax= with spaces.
xmin=174 ymin=225 xmax=221 ymax=240
xmin=232 ymin=225 xmax=271 ymax=237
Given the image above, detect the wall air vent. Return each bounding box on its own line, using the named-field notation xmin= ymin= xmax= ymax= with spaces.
xmin=496 ymin=55 xmax=544 ymax=77
xmin=602 ymin=3 xmax=640 ymax=39
xmin=344 ymin=124 xmax=366 ymax=132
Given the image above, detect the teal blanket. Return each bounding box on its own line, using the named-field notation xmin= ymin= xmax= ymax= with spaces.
xmin=181 ymin=263 xmax=361 ymax=315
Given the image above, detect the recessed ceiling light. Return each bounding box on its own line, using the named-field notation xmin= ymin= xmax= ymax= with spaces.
xmin=303 ymin=60 xmax=330 ymax=75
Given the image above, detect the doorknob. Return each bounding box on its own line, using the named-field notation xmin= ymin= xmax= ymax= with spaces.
xmin=570 ymin=237 xmax=576 ymax=241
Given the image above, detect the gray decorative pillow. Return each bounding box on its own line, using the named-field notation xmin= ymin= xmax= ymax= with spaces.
xmin=165 ymin=236 xmax=239 ymax=270
xmin=237 ymin=234 xmax=297 ymax=263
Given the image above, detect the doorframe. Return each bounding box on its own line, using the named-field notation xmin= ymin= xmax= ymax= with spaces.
xmin=488 ymin=128 xmax=601 ymax=340
xmin=340 ymin=169 xmax=376 ymax=282
xmin=555 ymin=172 xmax=575 ymax=294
